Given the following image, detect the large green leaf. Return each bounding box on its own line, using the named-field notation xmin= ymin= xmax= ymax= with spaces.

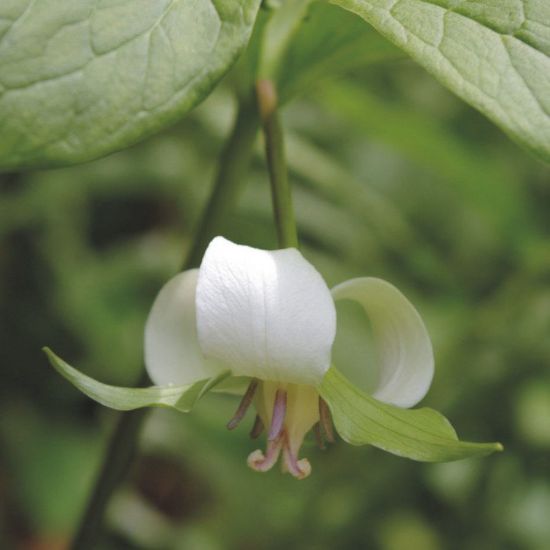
xmin=0 ymin=0 xmax=261 ymax=170
xmin=44 ymin=348 xmax=230 ymax=412
xmin=329 ymin=0 xmax=550 ymax=162
xmin=319 ymin=367 xmax=503 ymax=461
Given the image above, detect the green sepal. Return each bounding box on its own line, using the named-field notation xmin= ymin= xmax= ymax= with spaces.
xmin=319 ymin=367 xmax=503 ymax=462
xmin=44 ymin=347 xmax=230 ymax=413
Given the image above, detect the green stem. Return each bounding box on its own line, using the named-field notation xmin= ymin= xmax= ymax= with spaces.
xmin=256 ymin=79 xmax=298 ymax=249
xmin=70 ymin=397 xmax=148 ymax=550
xmin=185 ymin=95 xmax=259 ymax=268
xmin=70 ymin=96 xmax=258 ymax=550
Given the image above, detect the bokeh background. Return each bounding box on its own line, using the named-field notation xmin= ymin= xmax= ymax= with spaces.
xmin=1 ymin=5 xmax=550 ymax=550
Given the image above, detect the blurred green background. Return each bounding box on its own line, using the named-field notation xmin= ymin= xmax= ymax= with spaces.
xmin=1 ymin=6 xmax=550 ymax=550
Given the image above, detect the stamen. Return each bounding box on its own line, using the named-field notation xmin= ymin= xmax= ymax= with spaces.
xmin=282 ymin=435 xmax=311 ymax=480
xmin=247 ymin=434 xmax=283 ymax=473
xmin=268 ymin=389 xmax=287 ymax=441
xmin=319 ymin=397 xmax=335 ymax=443
xmin=313 ymin=422 xmax=325 ymax=450
xmin=226 ymin=379 xmax=259 ymax=430
xmin=249 ymin=414 xmax=264 ymax=439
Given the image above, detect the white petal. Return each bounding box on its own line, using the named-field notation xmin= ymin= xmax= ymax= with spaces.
xmin=196 ymin=237 xmax=336 ymax=385
xmin=331 ymin=277 xmax=434 ymax=408
xmin=144 ymin=269 xmax=224 ymax=386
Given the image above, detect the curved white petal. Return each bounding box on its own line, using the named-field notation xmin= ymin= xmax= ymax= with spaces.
xmin=144 ymin=269 xmax=224 ymax=386
xmin=331 ymin=277 xmax=434 ymax=408
xmin=196 ymin=237 xmax=336 ymax=385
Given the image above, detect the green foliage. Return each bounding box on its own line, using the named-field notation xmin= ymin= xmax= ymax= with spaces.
xmin=320 ymin=367 xmax=502 ymax=461
xmin=330 ymin=0 xmax=550 ymax=161
xmin=2 ymin=0 xmax=548 ymax=171
xmin=316 ymin=80 xmax=531 ymax=238
xmin=0 ymin=0 xmax=261 ymax=169
xmin=44 ymin=348 xmax=229 ymax=412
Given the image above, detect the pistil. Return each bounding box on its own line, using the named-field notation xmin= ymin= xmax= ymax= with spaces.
xmin=268 ymin=389 xmax=287 ymax=440
xmin=247 ymin=433 xmax=283 ymax=472
xmin=282 ymin=433 xmax=312 ymax=479
xmin=242 ymin=382 xmax=322 ymax=479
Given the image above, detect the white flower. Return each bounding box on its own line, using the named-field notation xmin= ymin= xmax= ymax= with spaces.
xmin=144 ymin=237 xmax=434 ymax=479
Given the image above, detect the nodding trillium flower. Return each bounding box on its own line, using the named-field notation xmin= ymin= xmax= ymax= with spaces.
xmin=145 ymin=236 xmax=432 ymax=478
xmin=45 ymin=237 xmax=502 ymax=480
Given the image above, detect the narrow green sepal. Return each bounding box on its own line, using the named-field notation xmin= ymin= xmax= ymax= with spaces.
xmin=319 ymin=367 xmax=503 ymax=462
xmin=43 ymin=347 xmax=230 ymax=413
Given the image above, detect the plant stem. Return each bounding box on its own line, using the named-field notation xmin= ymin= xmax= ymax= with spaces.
xmin=70 ymin=96 xmax=258 ymax=550
xmin=256 ymin=79 xmax=298 ymax=249
xmin=185 ymin=95 xmax=259 ymax=267
xmin=70 ymin=396 xmax=148 ymax=550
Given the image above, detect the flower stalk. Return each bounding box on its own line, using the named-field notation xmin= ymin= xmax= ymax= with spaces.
xmin=256 ymin=78 xmax=298 ymax=249
xmin=70 ymin=399 xmax=148 ymax=550
xmin=186 ymin=94 xmax=259 ymax=267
